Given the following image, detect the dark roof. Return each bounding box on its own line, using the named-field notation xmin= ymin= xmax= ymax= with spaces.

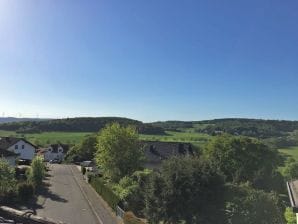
xmin=0 ymin=148 xmax=19 ymax=157
xmin=141 ymin=141 xmax=194 ymax=163
xmin=287 ymin=180 xmax=298 ymax=212
xmin=48 ymin=144 xmax=69 ymax=153
xmin=0 ymin=137 xmax=37 ymax=150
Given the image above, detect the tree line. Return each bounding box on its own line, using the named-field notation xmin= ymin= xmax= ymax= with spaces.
xmin=0 ymin=117 xmax=165 ymax=135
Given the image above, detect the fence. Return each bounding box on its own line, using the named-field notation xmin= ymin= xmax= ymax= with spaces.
xmin=116 ymin=206 xmax=125 ymax=219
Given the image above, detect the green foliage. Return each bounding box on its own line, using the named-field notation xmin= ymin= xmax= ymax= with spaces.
xmin=89 ymin=177 xmax=120 ymax=210
xmin=66 ymin=134 xmax=98 ymax=162
xmin=206 ymin=135 xmax=281 ymax=187
xmin=17 ymin=182 xmax=35 ymax=202
xmin=199 ymin=118 xmax=298 ymax=139
xmin=0 ymin=159 xmax=17 ymax=200
xmin=27 ymin=156 xmax=45 ymax=186
xmin=283 ymin=160 xmax=298 ymax=180
xmin=95 ymin=123 xmax=144 ymax=182
xmin=224 ymin=183 xmax=284 ymax=224
xmin=144 ymin=157 xmax=225 ymax=224
xmin=113 ymin=176 xmax=139 ymax=200
xmin=0 ymin=117 xmax=164 ymax=135
xmin=123 ymin=212 xmax=146 ymax=224
xmin=284 ymin=207 xmax=296 ymax=224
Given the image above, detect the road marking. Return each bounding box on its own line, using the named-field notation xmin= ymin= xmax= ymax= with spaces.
xmin=69 ymin=165 xmax=104 ymax=224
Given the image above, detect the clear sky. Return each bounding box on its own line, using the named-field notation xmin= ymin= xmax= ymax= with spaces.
xmin=0 ymin=0 xmax=298 ymax=122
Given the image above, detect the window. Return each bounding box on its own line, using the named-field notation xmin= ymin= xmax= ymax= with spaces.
xmin=22 ymin=145 xmax=25 ymax=149
xmin=15 ymin=145 xmax=18 ymax=150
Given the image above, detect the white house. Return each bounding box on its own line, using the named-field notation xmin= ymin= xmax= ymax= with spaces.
xmin=43 ymin=144 xmax=69 ymax=162
xmin=0 ymin=137 xmax=37 ymax=161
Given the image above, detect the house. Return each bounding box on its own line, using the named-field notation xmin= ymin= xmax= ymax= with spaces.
xmin=43 ymin=144 xmax=69 ymax=162
xmin=0 ymin=137 xmax=36 ymax=162
xmin=141 ymin=141 xmax=194 ymax=169
xmin=287 ymin=180 xmax=298 ymax=223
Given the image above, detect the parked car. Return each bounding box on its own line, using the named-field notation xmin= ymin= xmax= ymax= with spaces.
xmin=49 ymin=159 xmax=61 ymax=164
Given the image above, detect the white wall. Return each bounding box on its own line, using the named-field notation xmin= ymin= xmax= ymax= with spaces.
xmin=44 ymin=146 xmax=65 ymax=161
xmin=7 ymin=140 xmax=35 ymax=160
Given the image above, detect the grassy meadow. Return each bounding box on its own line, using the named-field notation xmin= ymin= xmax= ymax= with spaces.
xmin=140 ymin=130 xmax=212 ymax=148
xmin=0 ymin=128 xmax=212 ymax=148
xmin=279 ymin=146 xmax=298 ymax=161
xmin=0 ymin=130 xmax=92 ymax=146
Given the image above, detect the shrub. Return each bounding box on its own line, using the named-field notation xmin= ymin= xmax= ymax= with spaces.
xmin=17 ymin=182 xmax=35 ymax=202
xmin=124 ymin=212 xmax=146 ymax=224
xmin=0 ymin=159 xmax=17 ymax=201
xmin=284 ymin=207 xmax=296 ymax=224
xmin=82 ymin=166 xmax=86 ymax=175
xmin=27 ymin=156 xmax=45 ymax=186
xmin=90 ymin=177 xmax=120 ymax=210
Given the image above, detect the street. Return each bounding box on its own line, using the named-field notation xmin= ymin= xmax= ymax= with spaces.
xmin=36 ymin=164 xmax=119 ymax=224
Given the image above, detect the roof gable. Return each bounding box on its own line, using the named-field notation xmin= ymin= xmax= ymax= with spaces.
xmin=0 ymin=137 xmax=37 ymax=150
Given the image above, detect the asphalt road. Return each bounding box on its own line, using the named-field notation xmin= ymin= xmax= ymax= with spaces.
xmin=36 ymin=164 xmax=119 ymax=224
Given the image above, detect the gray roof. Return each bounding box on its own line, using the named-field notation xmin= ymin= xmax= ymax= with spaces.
xmin=0 ymin=137 xmax=37 ymax=150
xmin=141 ymin=141 xmax=194 ymax=164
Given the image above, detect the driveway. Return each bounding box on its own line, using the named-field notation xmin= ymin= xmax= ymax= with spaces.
xmin=36 ymin=164 xmax=119 ymax=224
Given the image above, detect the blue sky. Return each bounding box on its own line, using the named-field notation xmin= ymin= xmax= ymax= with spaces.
xmin=0 ymin=0 xmax=298 ymax=122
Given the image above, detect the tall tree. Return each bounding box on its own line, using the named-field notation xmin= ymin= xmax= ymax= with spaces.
xmin=206 ymin=134 xmax=281 ymax=188
xmin=144 ymin=157 xmax=225 ymax=224
xmin=225 ymin=183 xmax=284 ymax=224
xmin=95 ymin=123 xmax=144 ymax=182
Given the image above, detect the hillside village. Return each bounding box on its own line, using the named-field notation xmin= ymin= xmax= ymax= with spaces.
xmin=0 ymin=118 xmax=298 ymax=224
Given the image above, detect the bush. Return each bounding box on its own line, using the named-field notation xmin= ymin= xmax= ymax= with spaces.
xmin=82 ymin=166 xmax=86 ymax=175
xmin=124 ymin=212 xmax=146 ymax=224
xmin=284 ymin=207 xmax=296 ymax=224
xmin=17 ymin=182 xmax=35 ymax=202
xmin=0 ymin=159 xmax=17 ymax=202
xmin=90 ymin=177 xmax=120 ymax=210
xmin=27 ymin=156 xmax=45 ymax=186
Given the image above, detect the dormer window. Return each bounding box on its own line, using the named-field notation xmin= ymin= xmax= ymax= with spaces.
xmin=15 ymin=145 xmax=18 ymax=150
xmin=58 ymin=148 xmax=63 ymax=153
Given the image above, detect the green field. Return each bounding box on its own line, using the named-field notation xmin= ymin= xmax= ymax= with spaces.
xmin=279 ymin=146 xmax=298 ymax=161
xmin=0 ymin=130 xmax=92 ymax=146
xmin=140 ymin=130 xmax=212 ymax=148
xmin=0 ymin=129 xmax=212 ymax=148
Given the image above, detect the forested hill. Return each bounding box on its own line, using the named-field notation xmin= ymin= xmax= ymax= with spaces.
xmin=0 ymin=117 xmax=48 ymax=124
xmin=0 ymin=117 xmax=165 ymax=135
xmin=150 ymin=118 xmax=298 ymax=138
xmin=1 ymin=117 xmax=298 ymax=139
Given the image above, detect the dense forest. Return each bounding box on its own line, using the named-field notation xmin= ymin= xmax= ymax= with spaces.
xmin=199 ymin=119 xmax=298 ymax=138
xmin=0 ymin=117 xmax=165 ymax=135
xmin=151 ymin=118 xmax=298 ymax=138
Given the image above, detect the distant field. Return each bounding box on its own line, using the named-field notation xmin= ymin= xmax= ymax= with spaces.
xmin=0 ymin=130 xmax=92 ymax=146
xmin=279 ymin=146 xmax=298 ymax=161
xmin=0 ymin=129 xmax=212 ymax=148
xmin=140 ymin=130 xmax=212 ymax=148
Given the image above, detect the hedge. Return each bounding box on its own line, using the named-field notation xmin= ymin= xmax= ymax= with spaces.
xmin=90 ymin=177 xmax=120 ymax=210
xmin=123 ymin=211 xmax=146 ymax=224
